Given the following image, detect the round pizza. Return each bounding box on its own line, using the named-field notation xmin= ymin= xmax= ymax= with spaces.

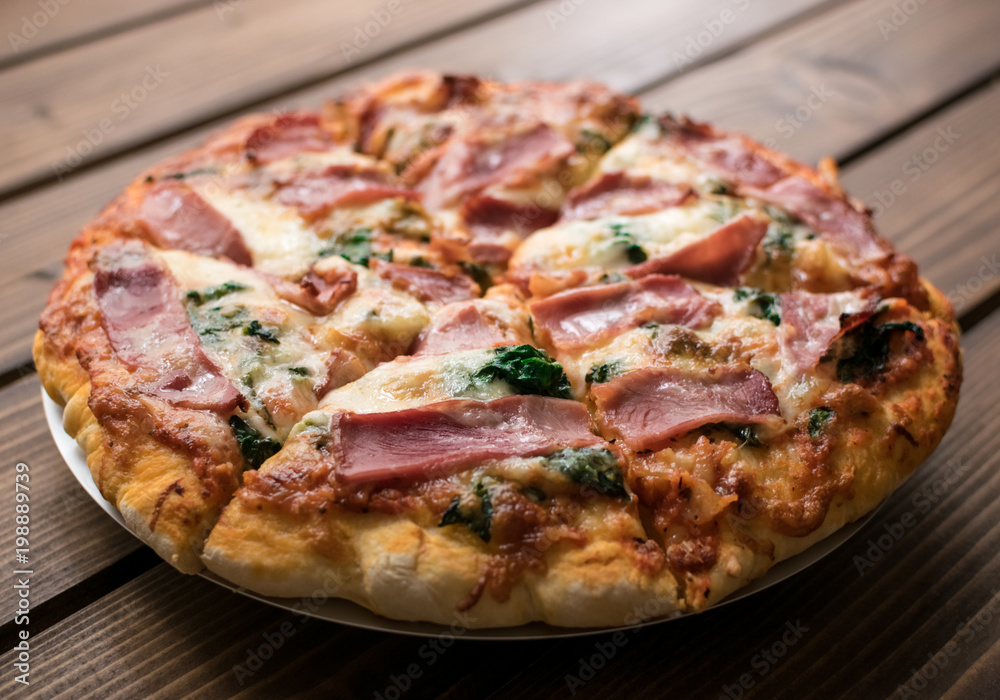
xmin=35 ymin=71 xmax=962 ymax=628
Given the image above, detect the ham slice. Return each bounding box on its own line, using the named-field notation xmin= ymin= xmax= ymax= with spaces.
xmin=745 ymin=176 xmax=888 ymax=262
xmin=460 ymin=194 xmax=560 ymax=237
xmin=275 ymin=165 xmax=419 ymax=222
xmin=780 ymin=292 xmax=878 ymax=375
xmin=413 ymin=301 xmax=531 ymax=356
xmin=530 ymin=275 xmax=720 ymax=351
xmin=659 ymin=115 xmax=785 ymax=189
xmin=624 ymin=212 xmax=766 ymax=286
xmin=372 ymin=260 xmax=478 ymax=305
xmin=592 ymin=366 xmax=781 ymax=452
xmin=137 ymin=182 xmax=252 ymax=265
xmin=419 ymin=124 xmax=576 ymax=210
xmin=332 ymin=395 xmax=604 ymax=483
xmin=269 ymin=266 xmax=358 ymax=315
xmin=562 ymin=172 xmax=693 ymax=220
xmin=245 ymin=113 xmax=335 ymax=164
xmin=93 ymin=242 xmax=244 ymax=413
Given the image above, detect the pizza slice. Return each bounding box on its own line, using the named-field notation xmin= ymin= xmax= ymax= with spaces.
xmin=341 ymin=72 xmax=641 ymax=266
xmin=202 ymin=344 xmax=679 ymax=627
xmin=509 ymin=115 xmax=926 ymax=307
xmin=528 ymin=274 xmax=961 ymax=608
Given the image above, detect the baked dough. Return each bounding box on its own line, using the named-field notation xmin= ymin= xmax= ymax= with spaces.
xmin=35 ymin=72 xmax=961 ymax=627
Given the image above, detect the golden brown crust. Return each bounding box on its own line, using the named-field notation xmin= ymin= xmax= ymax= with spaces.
xmin=36 ymin=71 xmax=962 ymax=628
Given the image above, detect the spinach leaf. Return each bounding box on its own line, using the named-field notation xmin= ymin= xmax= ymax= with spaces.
xmin=458 ymin=261 xmax=492 ymax=292
xmin=474 ymin=345 xmax=572 ymax=399
xmin=318 ymin=228 xmax=392 ymax=267
xmin=577 ymin=129 xmax=612 ymax=155
xmin=808 ymin=407 xmax=834 ymax=438
xmin=732 ymin=425 xmax=762 ymax=447
xmin=243 ymin=319 xmax=280 ymax=344
xmin=609 ymin=222 xmax=647 ymax=264
xmin=185 ymin=281 xmax=248 ymax=305
xmin=585 ymin=361 xmax=623 ymax=384
xmin=229 ymin=415 xmax=282 ymax=468
xmin=186 ymin=305 xmax=248 ymax=340
xmin=734 ymin=288 xmax=781 ymax=326
xmin=439 ymin=480 xmax=493 ymax=542
xmin=835 ymin=319 xmax=924 ymax=383
xmin=545 ymin=447 xmax=628 ymax=499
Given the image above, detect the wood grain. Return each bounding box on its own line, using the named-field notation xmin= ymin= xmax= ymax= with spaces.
xmin=0 ymin=0 xmax=830 ymax=374
xmin=839 ymin=79 xmax=1000 ymax=310
xmin=0 ymin=0 xmax=205 ymax=64
xmin=642 ymin=0 xmax=1000 ymax=166
xmin=0 ymin=375 xmax=142 ymax=623
xmin=0 ymin=0 xmax=531 ymax=195
xmin=3 ymin=306 xmax=996 ymax=700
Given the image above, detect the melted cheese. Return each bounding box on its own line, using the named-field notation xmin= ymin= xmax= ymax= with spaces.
xmin=319 ymin=348 xmax=513 ymax=413
xmin=159 ymin=250 xmax=339 ymax=440
xmin=193 ymin=186 xmax=326 ymax=280
xmin=512 ymin=199 xmax=750 ymax=271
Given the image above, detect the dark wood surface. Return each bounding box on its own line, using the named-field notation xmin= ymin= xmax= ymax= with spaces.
xmin=1 ymin=1 xmax=998 ymax=697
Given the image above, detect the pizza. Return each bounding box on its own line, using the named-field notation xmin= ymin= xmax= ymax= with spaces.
xmin=35 ymin=71 xmax=962 ymax=628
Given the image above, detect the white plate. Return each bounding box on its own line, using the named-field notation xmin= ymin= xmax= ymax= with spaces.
xmin=43 ymin=388 xmax=878 ymax=639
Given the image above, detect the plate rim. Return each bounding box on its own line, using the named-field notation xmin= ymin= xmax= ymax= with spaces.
xmin=42 ymin=386 xmax=879 ymax=640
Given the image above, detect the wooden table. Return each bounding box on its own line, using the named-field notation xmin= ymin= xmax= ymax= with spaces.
xmin=1 ymin=0 xmax=999 ymax=697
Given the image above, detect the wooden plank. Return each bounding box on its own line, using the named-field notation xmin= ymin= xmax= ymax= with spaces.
xmin=0 ymin=0 xmax=829 ymax=371
xmin=5 ymin=304 xmax=998 ymax=699
xmin=839 ymin=80 xmax=1000 ymax=313
xmin=0 ymin=0 xmax=827 ymax=197
xmin=642 ymin=0 xmax=1000 ymax=166
xmin=0 ymin=0 xmax=530 ymax=195
xmin=0 ymin=0 xmax=205 ymax=65
xmin=0 ymin=375 xmax=142 ymax=623
xmin=456 ymin=307 xmax=1000 ymax=699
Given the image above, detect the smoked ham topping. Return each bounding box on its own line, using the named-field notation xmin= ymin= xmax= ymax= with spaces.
xmin=529 ymin=275 xmax=720 ymax=351
xmin=92 ymin=242 xmax=245 ymax=413
xmin=244 ymin=113 xmax=338 ymax=164
xmin=623 ymin=212 xmax=767 ymax=286
xmin=331 ymin=395 xmax=605 ymax=484
xmin=371 ymin=260 xmax=479 ymax=306
xmin=412 ymin=300 xmax=532 ymax=356
xmin=592 ymin=366 xmax=781 ymax=452
xmin=562 ymin=172 xmax=693 ymax=221
xmin=274 ymin=165 xmax=420 ymax=222
xmin=418 ymin=124 xmax=576 ymax=210
xmin=136 ymin=182 xmax=253 ymax=266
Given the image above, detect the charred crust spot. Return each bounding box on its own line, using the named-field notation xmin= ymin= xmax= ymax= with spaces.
xmin=148 ymin=480 xmax=184 ymax=532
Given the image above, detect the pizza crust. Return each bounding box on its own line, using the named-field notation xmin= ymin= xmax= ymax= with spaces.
xmin=34 ymin=72 xmax=963 ymax=628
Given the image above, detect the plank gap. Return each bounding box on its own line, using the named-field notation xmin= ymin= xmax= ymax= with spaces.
xmin=0 ymin=546 xmax=160 ymax=651
xmin=0 ymin=0 xmax=213 ymax=73
xmin=838 ymin=70 xmax=1000 ymax=169
xmin=0 ymin=0 xmax=548 ymax=206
